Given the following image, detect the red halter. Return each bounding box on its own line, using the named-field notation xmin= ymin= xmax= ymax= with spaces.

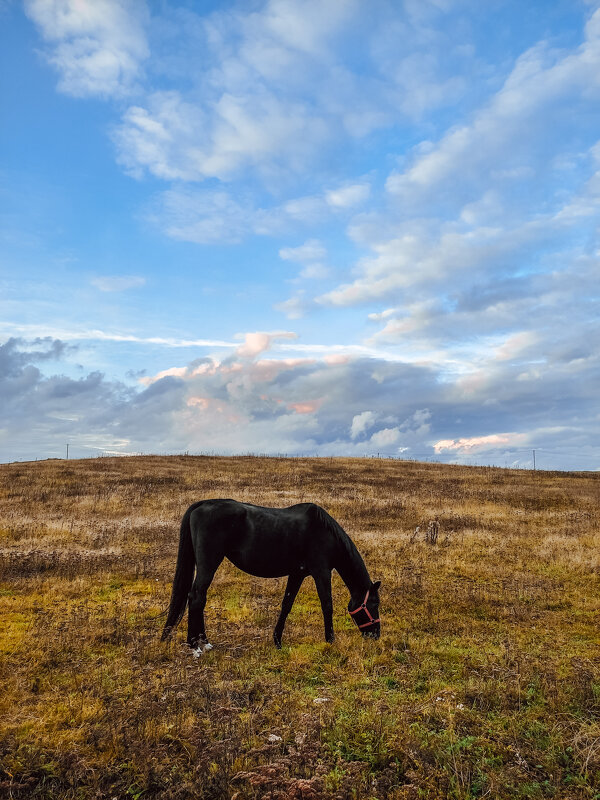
xmin=349 ymin=588 xmax=380 ymax=629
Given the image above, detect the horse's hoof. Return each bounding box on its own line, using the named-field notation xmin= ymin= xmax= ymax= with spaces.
xmin=191 ymin=642 xmax=213 ymax=657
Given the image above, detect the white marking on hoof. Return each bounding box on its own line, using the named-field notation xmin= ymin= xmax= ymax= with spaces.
xmin=191 ymin=641 xmax=213 ymax=657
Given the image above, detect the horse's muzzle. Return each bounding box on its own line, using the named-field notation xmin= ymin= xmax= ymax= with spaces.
xmin=362 ymin=624 xmax=380 ymax=639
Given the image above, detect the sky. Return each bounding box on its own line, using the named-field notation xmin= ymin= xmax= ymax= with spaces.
xmin=1 ymin=0 xmax=599 ymax=470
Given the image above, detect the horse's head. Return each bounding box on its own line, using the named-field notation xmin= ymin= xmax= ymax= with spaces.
xmin=348 ymin=580 xmax=381 ymax=639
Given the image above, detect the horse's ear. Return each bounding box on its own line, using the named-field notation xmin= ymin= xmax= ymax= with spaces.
xmin=372 ymin=580 xmax=381 ymax=591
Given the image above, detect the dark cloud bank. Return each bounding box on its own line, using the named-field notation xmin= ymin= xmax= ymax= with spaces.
xmin=1 ymin=337 xmax=597 ymax=471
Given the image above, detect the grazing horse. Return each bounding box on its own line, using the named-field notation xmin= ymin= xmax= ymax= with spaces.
xmin=161 ymin=499 xmax=381 ymax=652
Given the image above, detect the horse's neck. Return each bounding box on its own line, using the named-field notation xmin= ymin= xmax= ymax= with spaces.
xmin=334 ymin=533 xmax=371 ymax=600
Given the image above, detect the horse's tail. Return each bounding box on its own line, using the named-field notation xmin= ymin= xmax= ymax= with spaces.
xmin=161 ymin=506 xmax=196 ymax=641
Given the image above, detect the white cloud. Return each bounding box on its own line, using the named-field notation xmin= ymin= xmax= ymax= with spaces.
xmin=319 ymin=222 xmax=523 ymax=307
xmin=404 ymin=408 xmax=432 ymax=435
xmin=147 ymin=185 xmax=326 ymax=244
xmin=325 ymin=183 xmax=370 ymax=209
xmin=386 ymin=11 xmax=600 ymax=206
xmin=0 ymin=323 xmax=237 ymax=349
xmin=108 ymin=0 xmax=472 ymax=188
xmin=150 ymin=178 xmax=373 ymax=246
xmin=279 ymin=239 xmax=327 ymax=263
xmin=283 ymin=195 xmax=328 ymax=224
xmin=369 ymin=427 xmax=400 ymax=447
xmin=274 ymin=294 xmax=311 ymax=319
xmin=279 ymin=239 xmax=330 ymax=280
xmin=368 ymin=308 xmax=398 ymax=322
xmin=153 ymin=187 xmax=259 ymax=244
xmin=148 ymin=188 xmax=332 ymax=245
xmin=115 ymin=89 xmax=330 ymax=182
xmin=114 ymin=92 xmax=206 ymax=181
xmin=321 ymin=153 xmax=600 ymax=309
xmin=256 ymin=0 xmax=360 ymax=58
xmin=235 ymin=330 xmax=298 ymax=359
xmin=24 ymin=0 xmax=149 ymax=98
xmin=350 ymin=410 xmax=375 ymax=439
xmin=299 ymin=263 xmax=330 ymax=280
xmin=24 ymin=0 xmax=485 ymax=253
xmin=433 ymin=433 xmax=528 ymax=453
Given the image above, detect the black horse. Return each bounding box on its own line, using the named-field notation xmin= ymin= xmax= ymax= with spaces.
xmin=161 ymin=499 xmax=381 ymax=652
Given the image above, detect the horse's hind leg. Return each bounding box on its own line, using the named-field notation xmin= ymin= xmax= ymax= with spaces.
xmin=273 ymin=572 xmax=304 ymax=648
xmin=187 ymin=560 xmax=222 ymax=652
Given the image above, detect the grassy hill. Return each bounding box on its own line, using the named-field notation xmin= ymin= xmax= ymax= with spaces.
xmin=0 ymin=455 xmax=599 ymax=799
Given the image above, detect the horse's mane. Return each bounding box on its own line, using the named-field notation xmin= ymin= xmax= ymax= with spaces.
xmin=314 ymin=506 xmax=361 ymax=566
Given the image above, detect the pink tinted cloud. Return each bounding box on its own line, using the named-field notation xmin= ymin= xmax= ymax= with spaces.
xmin=494 ymin=331 xmax=537 ymax=361
xmin=253 ymin=357 xmax=316 ymax=381
xmin=186 ymin=396 xmax=210 ymax=409
xmin=433 ymin=432 xmax=527 ymax=453
xmin=236 ymin=330 xmax=297 ymax=358
xmin=324 ymin=354 xmax=351 ymax=365
xmin=287 ymin=399 xmax=323 ymax=414
xmin=140 ymin=359 xmax=223 ymax=385
xmin=139 ymin=365 xmax=188 ymax=385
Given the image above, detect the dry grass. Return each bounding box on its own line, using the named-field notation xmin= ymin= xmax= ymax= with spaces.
xmin=0 ymin=455 xmax=599 ymax=799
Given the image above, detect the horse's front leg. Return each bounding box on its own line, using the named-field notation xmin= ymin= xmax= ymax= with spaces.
xmin=274 ymin=572 xmax=304 ymax=648
xmin=313 ymin=570 xmax=334 ymax=643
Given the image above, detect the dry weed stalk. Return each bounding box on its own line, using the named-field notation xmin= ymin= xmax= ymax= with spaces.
xmin=425 ymin=520 xmax=439 ymax=544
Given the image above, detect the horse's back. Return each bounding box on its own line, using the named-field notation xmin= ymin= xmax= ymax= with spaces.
xmin=187 ymin=499 xmax=320 ymax=526
xmin=186 ymin=499 xmax=335 ymax=578
xmin=189 ymin=498 xmax=246 ymax=523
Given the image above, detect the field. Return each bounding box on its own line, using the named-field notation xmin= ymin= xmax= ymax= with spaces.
xmin=0 ymin=455 xmax=599 ymax=799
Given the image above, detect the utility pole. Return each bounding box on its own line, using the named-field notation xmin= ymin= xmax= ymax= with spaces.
xmin=66 ymin=443 xmax=69 ymax=460
xmin=532 ymin=449 xmax=536 ymax=470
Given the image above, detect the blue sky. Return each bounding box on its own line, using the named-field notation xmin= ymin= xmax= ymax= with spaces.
xmin=1 ymin=0 xmax=599 ymax=469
